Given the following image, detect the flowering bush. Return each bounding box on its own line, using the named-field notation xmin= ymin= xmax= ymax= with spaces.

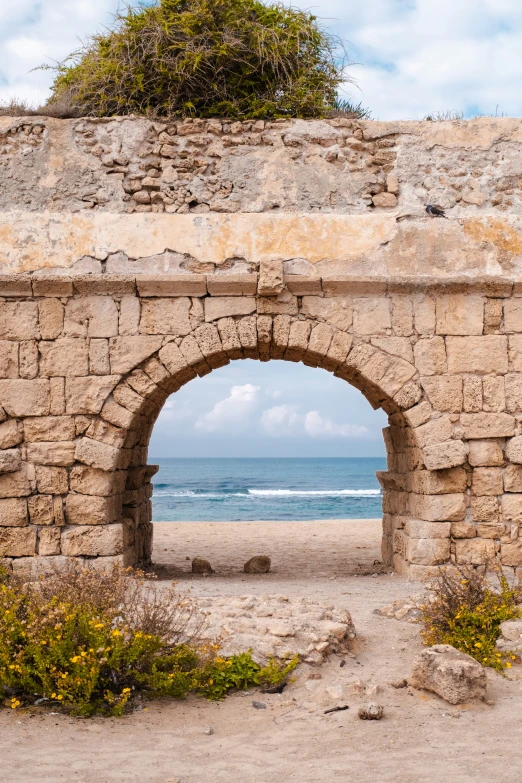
xmin=0 ymin=566 xmax=297 ymax=716
xmin=421 ymin=562 xmax=522 ymax=672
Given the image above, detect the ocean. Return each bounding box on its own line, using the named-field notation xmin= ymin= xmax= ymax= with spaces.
xmin=151 ymin=457 xmax=386 ymax=522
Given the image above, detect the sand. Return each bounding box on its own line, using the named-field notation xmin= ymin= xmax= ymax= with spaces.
xmin=2 ymin=519 xmax=522 ymax=783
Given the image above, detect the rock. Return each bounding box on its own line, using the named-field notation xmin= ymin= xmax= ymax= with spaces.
xmin=390 ymin=679 xmax=408 ymax=689
xmin=358 ymin=703 xmax=384 ymax=720
xmin=244 ymin=555 xmax=271 ymax=574
xmin=192 ymin=557 xmax=214 ymax=575
xmin=410 ymin=644 xmax=487 ymax=705
xmin=252 ymin=701 xmax=267 ymax=709
xmin=203 ymin=726 xmax=213 ymax=735
xmin=496 ymin=620 xmax=522 ymax=651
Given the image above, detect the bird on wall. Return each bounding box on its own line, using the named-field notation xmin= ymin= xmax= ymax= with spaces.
xmin=425 ymin=204 xmax=448 ymax=218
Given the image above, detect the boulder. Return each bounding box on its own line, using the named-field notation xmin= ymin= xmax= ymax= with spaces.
xmin=358 ymin=703 xmax=384 ymax=720
xmin=410 ymin=644 xmax=487 ymax=704
xmin=496 ymin=620 xmax=522 ymax=652
xmin=244 ymin=555 xmax=271 ymax=574
xmin=192 ymin=557 xmax=214 ymax=575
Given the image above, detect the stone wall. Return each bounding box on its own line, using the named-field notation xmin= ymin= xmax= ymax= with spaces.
xmin=2 ymin=115 xmax=522 ymax=580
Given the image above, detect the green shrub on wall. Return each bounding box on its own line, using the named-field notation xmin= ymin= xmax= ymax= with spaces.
xmin=47 ymin=0 xmax=348 ymax=119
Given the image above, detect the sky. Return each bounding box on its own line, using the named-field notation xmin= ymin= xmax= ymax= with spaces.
xmin=2 ymin=1 xmax=521 ymax=456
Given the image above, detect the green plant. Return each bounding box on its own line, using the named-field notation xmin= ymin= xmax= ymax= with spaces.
xmin=0 ymin=564 xmax=298 ymax=716
xmin=421 ymin=562 xmax=522 ymax=671
xmin=44 ymin=0 xmax=348 ymax=120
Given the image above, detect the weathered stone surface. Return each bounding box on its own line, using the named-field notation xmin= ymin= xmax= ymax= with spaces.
xmin=413 ymin=338 xmax=447 ymax=376
xmin=423 ymin=440 xmax=468 ymax=470
xmin=109 ymin=336 xmax=162 ymax=374
xmin=353 ymin=298 xmax=391 ymax=335
xmin=436 ymin=295 xmax=484 ymax=336
xmin=258 ymin=259 xmax=283 ymax=296
xmin=460 ymin=413 xmax=515 ymax=439
xmin=301 ymin=297 xmax=353 ymax=331
xmin=505 ymin=436 xmax=522 ymax=464
xmin=65 ymin=376 xmax=120 ymax=414
xmin=0 ymin=527 xmax=36 ymax=556
xmin=70 ymin=466 xmax=126 ymax=496
xmin=26 ymin=441 xmax=76 ymax=466
xmin=0 ymin=449 xmax=21 ymax=474
xmin=0 ymin=302 xmax=37 ymax=340
xmin=410 ymin=645 xmax=487 ymax=705
xmin=28 ymin=495 xmax=54 ymax=525
xmin=0 ymin=380 xmax=50 ymax=416
xmin=39 ymin=338 xmax=89 ymax=377
xmin=244 ymin=555 xmax=271 ymax=574
xmin=409 ymin=493 xmax=466 ymax=522
xmin=455 ymin=538 xmax=495 ymax=564
xmin=407 ymin=537 xmax=451 ymax=565
xmin=204 ymin=296 xmax=256 ymax=322
xmin=446 ymin=336 xmax=508 ymax=375
xmin=139 ymin=298 xmax=191 ymax=335
xmin=468 ymin=440 xmax=504 ymax=467
xmin=38 ymin=527 xmax=61 ymax=556
xmin=24 ymin=416 xmax=75 ymax=442
xmin=35 ymin=465 xmax=68 ymax=495
xmin=0 ymin=468 xmax=32 ymax=498
xmin=65 ymin=296 xmax=119 ymax=338
xmin=61 ymin=524 xmax=125 ymax=556
xmin=471 ymin=467 xmax=503 ymax=496
xmin=0 ymin=498 xmax=27 ymax=527
xmin=75 ymin=438 xmax=121 ymax=471
xmin=66 ymin=494 xmax=122 ymax=526
xmin=421 ymin=376 xmax=462 ymax=412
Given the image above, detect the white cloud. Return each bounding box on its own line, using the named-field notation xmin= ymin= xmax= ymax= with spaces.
xmin=304 ymin=410 xmax=368 ymax=439
xmin=266 ymin=389 xmax=283 ymax=399
xmin=261 ymin=405 xmax=369 ymax=439
xmin=261 ymin=404 xmax=301 ymax=436
xmin=195 ymin=384 xmax=260 ymax=432
xmin=156 ymin=397 xmax=193 ymax=423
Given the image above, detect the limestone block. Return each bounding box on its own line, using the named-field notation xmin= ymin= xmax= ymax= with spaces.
xmin=20 ymin=340 xmax=38 ymax=379
xmin=126 ymin=369 xmax=158 ymax=398
xmin=179 ymin=334 xmax=207 ymax=368
xmin=24 ymin=416 xmax=75 ymax=443
xmin=0 ymin=341 xmax=19 ymax=379
xmin=257 ymin=315 xmax=272 ymax=361
xmin=0 ymin=420 xmax=22 ymax=449
xmin=409 ymin=492 xmax=466 ymax=522
xmin=460 ymin=413 xmax=515 ymax=439
xmin=504 ymin=464 xmax=522 ymax=492
xmin=410 ymin=468 xmax=467 ymax=495
xmin=477 ymin=522 xmax=505 ymax=539
xmin=391 ymin=297 xmax=413 ymax=337
xmin=471 ymin=496 xmax=499 ymax=522
xmin=75 ymin=438 xmax=121 ymax=471
xmin=451 ymin=521 xmax=478 ymax=538
xmin=372 ymin=191 xmax=397 ymax=207
xmin=101 ymin=397 xmax=134 ymax=430
xmin=325 ymin=331 xmax=353 ymax=369
xmin=463 ymin=376 xmax=482 ymax=413
xmin=66 ymin=494 xmax=122 ymax=526
xmin=501 ymin=541 xmax=522 ymax=567
xmin=35 ymin=465 xmax=68 ymax=495
xmin=353 ymin=298 xmax=391 ymax=335
xmin=216 ymin=317 xmax=243 ymax=359
xmin=421 ymin=376 xmax=463 ymax=412
xmin=378 ymin=358 xmax=417 ymax=397
xmin=405 ymin=519 xmax=451 ymax=539
xmin=435 ymin=295 xmax=484 ymax=336
xmin=28 ymin=495 xmax=54 ymax=525
xmin=64 ymin=296 xmax=119 ymax=338
xmin=407 ymin=537 xmax=451 ymax=565
xmin=414 ymin=295 xmax=436 ymax=335
xmin=371 ymin=337 xmax=413 ymax=363
xmin=61 ymin=523 xmax=125 ymax=557
xmin=455 ymin=538 xmax=495 ymax=564
xmin=139 ymin=298 xmax=191 ymax=336
xmin=236 ymin=317 xmax=258 ymax=357
xmin=258 ymin=259 xmax=283 ymax=296
xmin=501 ymin=494 xmax=522 ymax=522
xmin=0 ymin=497 xmax=27 ymax=526
xmin=484 ymin=298 xmax=503 ymax=333
xmin=503 ymin=299 xmax=522 ymax=332
xmin=65 ymin=376 xmax=120 ymax=414
xmin=0 ymin=468 xmax=32 ymax=498
xmin=0 ymin=527 xmax=37 ymax=557
xmin=39 ymin=338 xmax=89 ymax=377
xmin=482 ymin=375 xmax=505 ymax=412
xmin=89 ymin=339 xmax=110 ymax=375
xmin=86 ymin=419 xmax=126 ymax=450
xmin=404 ymin=401 xmax=432 ymax=428
xmin=285 ymin=321 xmax=312 ymax=362
xmin=109 ymin=336 xmax=162 ymax=374
xmin=50 ymin=377 xmax=65 ymax=415
xmin=415 ymin=417 xmax=453 ymax=448
xmin=301 ymin=297 xmax=353 ymax=331
xmin=256 ymin=290 xmax=298 ymax=315
xmin=53 ymin=496 xmax=65 ymax=527
xmin=70 ymin=466 xmax=126 ymax=496
xmin=0 ymin=302 xmax=38 ymax=340
xmin=394 ymin=381 xmax=422 ymax=410
xmin=505 ymin=374 xmax=522 ymax=413
xmin=112 ymin=384 xmax=146 ymax=414
xmin=423 ymin=440 xmax=468 ymax=471
xmin=446 ymin=336 xmax=508 ymax=374
xmin=271 ymin=314 xmax=291 ymax=359
xmin=204 ymin=296 xmax=256 ymax=322
xmin=307 ymin=322 xmax=333 ymax=361
xmin=468 ymin=439 xmax=504 ymax=467
xmin=413 ymin=338 xmax=447 ymax=376
xmin=508 ymin=335 xmax=522 ymax=371
xmin=505 ymin=436 xmax=522 ymax=464
xmin=471 ymin=467 xmax=503 ymax=496
xmin=410 ymin=645 xmax=487 ymax=705
xmin=194 ymin=323 xmax=224 ymax=364
xmin=119 ymin=296 xmax=141 ymax=335
xmin=0 ymin=448 xmax=21 ymax=474
xmin=0 ymin=379 xmax=50 ymax=417
xmin=39 ymin=527 xmax=61 ymax=556
xmin=38 ymin=299 xmax=64 ymax=339
xmin=136 ymin=276 xmax=206 ymax=297
xmin=27 ymin=441 xmax=76 ymax=467
xmin=206 ymin=274 xmax=258 ymax=296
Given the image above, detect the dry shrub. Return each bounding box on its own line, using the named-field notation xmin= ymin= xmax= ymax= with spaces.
xmin=0 ymin=95 xmax=80 ymax=119
xmin=45 ymin=0 xmax=352 ymax=120
xmin=421 ymin=561 xmax=522 ymax=671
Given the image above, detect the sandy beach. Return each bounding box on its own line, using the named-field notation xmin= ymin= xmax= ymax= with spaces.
xmin=2 ymin=518 xmax=522 ymax=783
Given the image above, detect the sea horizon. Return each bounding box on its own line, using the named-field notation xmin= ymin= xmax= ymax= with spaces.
xmin=150 ymin=457 xmax=386 ymax=522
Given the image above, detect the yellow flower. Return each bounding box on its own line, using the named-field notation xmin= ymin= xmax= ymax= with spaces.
xmin=10 ymin=699 xmax=20 ymax=709
xmin=506 ymin=662 xmax=512 ymax=668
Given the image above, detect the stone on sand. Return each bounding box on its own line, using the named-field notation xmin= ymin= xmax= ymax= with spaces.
xmin=410 ymin=644 xmax=487 ymax=705
xmin=192 ymin=557 xmax=214 ymax=575
xmin=244 ymin=555 xmax=271 ymax=574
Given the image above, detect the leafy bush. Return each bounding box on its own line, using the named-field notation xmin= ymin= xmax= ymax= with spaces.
xmin=0 ymin=565 xmax=297 ymax=716
xmin=421 ymin=562 xmax=522 ymax=671
xmin=45 ymin=0 xmax=348 ymax=120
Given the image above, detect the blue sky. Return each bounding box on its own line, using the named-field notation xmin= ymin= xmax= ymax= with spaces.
xmin=2 ymin=1 xmax=521 ymax=456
